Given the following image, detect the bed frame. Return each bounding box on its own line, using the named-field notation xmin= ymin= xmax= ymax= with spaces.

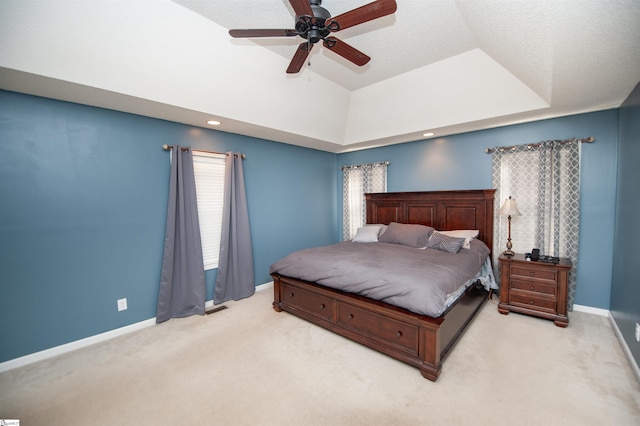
xmin=271 ymin=189 xmax=496 ymax=381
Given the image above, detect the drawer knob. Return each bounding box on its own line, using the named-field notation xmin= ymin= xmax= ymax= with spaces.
xmin=396 ymin=331 xmax=403 ymax=337
xmin=320 ymin=303 xmax=326 ymax=309
xmin=530 ymin=286 xmax=534 ymax=291
xmin=529 ymin=300 xmax=534 ymax=304
xmin=289 ymin=292 xmax=294 ymax=297
xmin=348 ymin=314 xmax=354 ymax=320
xmin=530 ymin=272 xmax=535 ymax=277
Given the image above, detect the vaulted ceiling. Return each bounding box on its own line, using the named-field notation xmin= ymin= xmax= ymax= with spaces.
xmin=1 ymin=0 xmax=639 ymax=153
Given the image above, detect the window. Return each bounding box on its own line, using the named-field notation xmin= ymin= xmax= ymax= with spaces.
xmin=192 ymin=152 xmax=226 ymax=270
xmin=342 ymin=162 xmax=388 ymax=240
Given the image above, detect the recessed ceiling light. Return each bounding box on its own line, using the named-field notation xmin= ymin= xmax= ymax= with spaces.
xmin=207 ymin=120 xmax=221 ymax=126
xmin=423 ymin=132 xmax=435 ymax=137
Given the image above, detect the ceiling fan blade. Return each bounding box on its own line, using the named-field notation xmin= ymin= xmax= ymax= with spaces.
xmin=289 ymin=0 xmax=314 ymax=20
xmin=287 ymin=42 xmax=313 ymax=74
xmin=325 ymin=0 xmax=397 ymax=32
xmin=229 ymin=29 xmax=298 ymax=38
xmin=323 ymin=37 xmax=370 ymax=66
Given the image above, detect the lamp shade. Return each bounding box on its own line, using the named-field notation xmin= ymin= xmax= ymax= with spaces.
xmin=499 ymin=196 xmax=521 ymax=216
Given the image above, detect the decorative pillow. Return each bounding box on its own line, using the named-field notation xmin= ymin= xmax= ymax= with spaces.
xmin=378 ymin=222 xmax=434 ymax=248
xmin=352 ymin=225 xmax=384 ymax=243
xmin=427 ymin=232 xmax=466 ymax=254
xmin=438 ymin=230 xmax=479 ymax=249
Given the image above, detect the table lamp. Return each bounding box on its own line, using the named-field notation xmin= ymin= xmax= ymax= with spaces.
xmin=499 ymin=196 xmax=521 ymax=256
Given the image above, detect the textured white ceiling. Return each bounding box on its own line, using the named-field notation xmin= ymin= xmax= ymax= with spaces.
xmin=1 ymin=0 xmax=639 ymax=153
xmin=173 ymin=0 xmax=479 ymax=91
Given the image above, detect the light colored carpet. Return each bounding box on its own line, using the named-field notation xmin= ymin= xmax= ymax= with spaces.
xmin=1 ymin=288 xmax=639 ymax=425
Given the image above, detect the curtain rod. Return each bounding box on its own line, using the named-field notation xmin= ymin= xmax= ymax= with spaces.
xmin=162 ymin=144 xmax=246 ymax=159
xmin=341 ymin=161 xmax=390 ymax=170
xmin=485 ymin=136 xmax=594 ymax=154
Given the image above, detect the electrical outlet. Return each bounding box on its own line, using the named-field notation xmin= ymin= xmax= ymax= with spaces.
xmin=635 ymin=322 xmax=640 ymax=342
xmin=117 ymin=298 xmax=128 ymax=312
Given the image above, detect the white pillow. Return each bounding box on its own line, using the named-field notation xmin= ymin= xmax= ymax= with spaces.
xmin=438 ymin=230 xmax=479 ymax=249
xmin=352 ymin=225 xmax=384 ymax=243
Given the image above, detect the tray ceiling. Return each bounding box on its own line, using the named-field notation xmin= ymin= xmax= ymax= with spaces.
xmin=1 ymin=0 xmax=639 ymax=152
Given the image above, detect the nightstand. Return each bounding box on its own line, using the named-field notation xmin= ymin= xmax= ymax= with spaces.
xmin=497 ymin=253 xmax=572 ymax=327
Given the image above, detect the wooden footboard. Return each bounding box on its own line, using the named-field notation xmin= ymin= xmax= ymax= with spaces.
xmin=272 ymin=273 xmax=488 ymax=381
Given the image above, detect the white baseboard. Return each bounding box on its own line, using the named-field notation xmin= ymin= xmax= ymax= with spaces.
xmin=573 ymin=304 xmax=610 ymax=316
xmin=0 ymin=281 xmax=274 ymax=374
xmin=204 ymin=281 xmax=273 ymax=309
xmin=255 ymin=281 xmax=273 ymax=292
xmin=608 ymin=313 xmax=640 ymax=384
xmin=0 ymin=317 xmax=157 ymax=373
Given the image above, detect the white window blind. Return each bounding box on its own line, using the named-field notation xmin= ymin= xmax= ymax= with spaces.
xmin=192 ymin=152 xmax=226 ymax=270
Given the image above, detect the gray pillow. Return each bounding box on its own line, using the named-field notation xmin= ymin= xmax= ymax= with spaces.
xmin=427 ymin=232 xmax=465 ymax=254
xmin=378 ymin=222 xmax=434 ymax=248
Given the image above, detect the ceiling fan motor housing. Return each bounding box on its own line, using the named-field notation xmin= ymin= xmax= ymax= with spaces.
xmin=296 ymin=0 xmax=331 ymax=43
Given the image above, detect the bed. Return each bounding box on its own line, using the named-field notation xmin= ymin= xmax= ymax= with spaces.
xmin=270 ymin=189 xmax=496 ymax=381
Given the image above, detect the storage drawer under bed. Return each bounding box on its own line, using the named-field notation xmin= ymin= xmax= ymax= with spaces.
xmin=280 ymin=281 xmax=336 ymax=322
xmin=337 ymin=301 xmax=419 ymax=355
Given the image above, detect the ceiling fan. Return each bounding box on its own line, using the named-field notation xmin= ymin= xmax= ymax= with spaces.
xmin=229 ymin=0 xmax=397 ymax=74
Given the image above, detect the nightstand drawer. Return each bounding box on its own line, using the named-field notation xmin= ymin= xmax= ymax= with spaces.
xmin=511 ymin=265 xmax=557 ymax=282
xmin=511 ymin=278 xmax=557 ymax=296
xmin=510 ymin=290 xmax=556 ymax=313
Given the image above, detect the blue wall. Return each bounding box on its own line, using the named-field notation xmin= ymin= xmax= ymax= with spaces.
xmin=338 ymin=110 xmax=620 ymax=310
xmin=611 ymin=82 xmax=640 ymax=365
xmin=0 ymin=90 xmax=337 ymax=362
xmin=0 ymin=89 xmax=624 ymax=364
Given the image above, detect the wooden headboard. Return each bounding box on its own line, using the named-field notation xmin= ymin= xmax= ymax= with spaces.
xmin=365 ymin=189 xmax=496 ymax=253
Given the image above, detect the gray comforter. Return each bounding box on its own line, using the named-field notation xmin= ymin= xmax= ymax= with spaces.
xmin=270 ymin=239 xmax=490 ymax=317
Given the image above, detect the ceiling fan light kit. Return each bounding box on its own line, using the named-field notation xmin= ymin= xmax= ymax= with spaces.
xmin=229 ymin=0 xmax=397 ymax=74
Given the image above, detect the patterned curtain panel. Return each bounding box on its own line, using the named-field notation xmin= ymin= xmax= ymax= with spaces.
xmin=492 ymin=141 xmax=581 ymax=310
xmin=342 ymin=162 xmax=388 ymax=240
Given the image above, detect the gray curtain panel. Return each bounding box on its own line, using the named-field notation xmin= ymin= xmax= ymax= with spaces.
xmin=156 ymin=146 xmax=206 ymax=323
xmin=214 ymin=152 xmax=255 ymax=304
